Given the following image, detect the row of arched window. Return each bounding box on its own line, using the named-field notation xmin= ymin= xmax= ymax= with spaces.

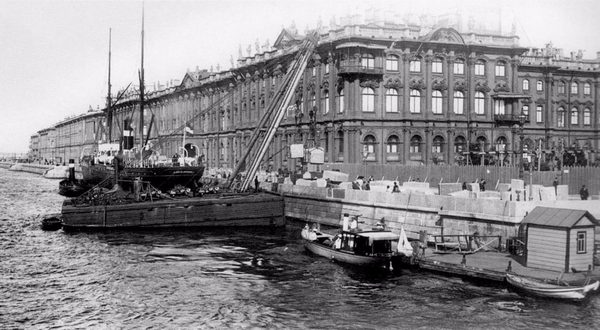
xmin=361 ymin=88 xmax=486 ymax=114
xmin=357 ymin=133 xmax=510 ymax=162
xmin=556 ymin=107 xmax=593 ymax=127
xmin=381 ymin=54 xmax=507 ymax=76
xmin=522 ymin=79 xmax=593 ymax=95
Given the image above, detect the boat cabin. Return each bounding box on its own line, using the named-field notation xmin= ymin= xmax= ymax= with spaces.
xmin=520 ymin=207 xmax=599 ymax=273
xmin=336 ymin=231 xmax=399 ymax=256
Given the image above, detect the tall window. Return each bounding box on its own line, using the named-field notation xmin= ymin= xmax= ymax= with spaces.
xmin=361 ymin=87 xmax=375 ymax=112
xmin=453 ymin=91 xmax=464 ymax=114
xmin=409 ymin=58 xmax=421 ymax=72
xmin=476 ymin=136 xmax=487 ymax=152
xmin=571 ymin=107 xmax=579 ymax=125
xmin=584 ymin=108 xmax=591 ymax=125
xmin=495 ymin=61 xmax=506 ymax=76
xmin=496 ymin=137 xmax=507 ymax=153
xmin=311 ymin=66 xmax=317 ymax=77
xmin=432 ymin=58 xmax=443 ymax=73
xmin=336 ymin=130 xmax=344 ymax=161
xmin=474 ymin=92 xmax=485 ymax=115
xmin=323 ymin=91 xmax=329 ymax=114
xmin=475 ymin=60 xmax=485 ymax=76
xmin=571 ymin=82 xmax=579 ymax=95
xmin=558 ymin=81 xmax=566 ymax=94
xmin=522 ymin=79 xmax=529 ymax=91
xmin=454 ymin=136 xmax=466 ymax=154
xmin=432 ymin=90 xmax=443 ymax=114
xmin=432 ymin=136 xmax=444 ymax=154
xmin=522 ymin=105 xmax=529 ymax=116
xmin=385 ymin=88 xmax=399 ymax=113
xmin=409 ymin=89 xmax=421 ymax=113
xmin=536 ymin=105 xmax=543 ymax=123
xmin=386 ymin=135 xmax=400 ymax=161
xmin=409 ymin=135 xmax=422 ymax=153
xmin=584 ymin=82 xmax=591 ymax=95
xmin=494 ymin=99 xmax=505 ymax=115
xmin=363 ymin=135 xmax=376 ymax=161
xmin=536 ymin=80 xmax=543 ymax=91
xmin=386 ymin=135 xmax=399 ymax=154
xmin=557 ymin=107 xmax=565 ymax=127
xmin=325 ymin=63 xmax=329 ymax=74
xmin=337 ymin=89 xmax=344 ymax=113
xmin=453 ymin=60 xmax=464 ymax=74
xmin=386 ymin=55 xmax=399 ymax=71
xmin=577 ymin=232 xmax=587 ymax=254
xmin=361 ymin=54 xmax=375 ymax=69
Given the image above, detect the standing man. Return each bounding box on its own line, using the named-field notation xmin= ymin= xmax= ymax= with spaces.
xmin=254 ymin=176 xmax=260 ymax=192
xmin=553 ymin=176 xmax=559 ymax=195
xmin=580 ymin=185 xmax=589 ymax=200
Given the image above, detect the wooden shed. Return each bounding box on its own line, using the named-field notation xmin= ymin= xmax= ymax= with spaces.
xmin=521 ymin=207 xmax=599 ymax=272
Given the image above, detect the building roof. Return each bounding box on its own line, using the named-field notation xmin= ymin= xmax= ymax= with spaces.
xmin=522 ymin=206 xmax=599 ymax=228
xmin=356 ymin=231 xmax=400 ymax=241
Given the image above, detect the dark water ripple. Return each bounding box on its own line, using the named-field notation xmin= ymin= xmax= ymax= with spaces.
xmin=1 ymin=168 xmax=599 ymax=329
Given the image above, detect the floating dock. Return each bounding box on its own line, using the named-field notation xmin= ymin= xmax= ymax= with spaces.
xmin=399 ymin=249 xmax=600 ymax=285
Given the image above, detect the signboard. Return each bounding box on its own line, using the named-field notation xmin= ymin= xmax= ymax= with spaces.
xmin=308 ymin=147 xmax=324 ymax=164
xmin=290 ymin=144 xmax=304 ymax=158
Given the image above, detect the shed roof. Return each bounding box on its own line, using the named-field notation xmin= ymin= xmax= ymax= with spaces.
xmin=522 ymin=206 xmax=599 ymax=228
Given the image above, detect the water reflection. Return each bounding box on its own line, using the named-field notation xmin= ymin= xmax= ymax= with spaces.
xmin=1 ymin=169 xmax=599 ymax=329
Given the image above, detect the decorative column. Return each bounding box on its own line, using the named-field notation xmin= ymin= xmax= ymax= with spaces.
xmin=446 ymin=55 xmax=455 ymax=121
xmin=401 ymin=51 xmax=410 ymax=117
xmin=424 ymin=54 xmax=433 ymax=121
xmin=403 ymin=128 xmax=409 ymax=164
xmin=447 ymin=129 xmax=454 ymax=164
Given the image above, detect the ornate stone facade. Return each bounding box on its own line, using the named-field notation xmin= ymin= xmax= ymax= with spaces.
xmin=32 ymin=19 xmax=600 ymax=169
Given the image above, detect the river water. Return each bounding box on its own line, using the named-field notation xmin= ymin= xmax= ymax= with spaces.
xmin=1 ymin=168 xmax=599 ymax=329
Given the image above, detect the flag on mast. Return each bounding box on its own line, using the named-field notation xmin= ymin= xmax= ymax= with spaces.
xmin=184 ymin=126 xmax=194 ymax=134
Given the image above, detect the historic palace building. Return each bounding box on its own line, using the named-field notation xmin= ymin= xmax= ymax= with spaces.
xmin=31 ymin=14 xmax=600 ymax=171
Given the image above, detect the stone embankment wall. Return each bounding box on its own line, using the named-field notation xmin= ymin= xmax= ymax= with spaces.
xmin=274 ymin=183 xmax=530 ymax=242
xmin=264 ymin=182 xmax=600 ymax=245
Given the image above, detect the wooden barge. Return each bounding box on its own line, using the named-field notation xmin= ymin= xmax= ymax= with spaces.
xmin=61 ymin=192 xmax=284 ymax=230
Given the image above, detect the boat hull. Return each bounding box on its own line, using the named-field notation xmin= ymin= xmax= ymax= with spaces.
xmin=506 ymin=273 xmax=599 ymax=301
xmin=61 ymin=192 xmax=284 ymax=229
xmin=80 ymin=163 xmax=205 ymax=191
xmin=304 ymin=241 xmax=391 ymax=267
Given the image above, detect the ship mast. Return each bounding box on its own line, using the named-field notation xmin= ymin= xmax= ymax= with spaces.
xmin=106 ymin=28 xmax=112 ymax=142
xmin=138 ymin=4 xmax=145 ymax=163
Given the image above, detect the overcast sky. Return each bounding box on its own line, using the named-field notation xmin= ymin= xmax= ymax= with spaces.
xmin=1 ymin=0 xmax=599 ymax=154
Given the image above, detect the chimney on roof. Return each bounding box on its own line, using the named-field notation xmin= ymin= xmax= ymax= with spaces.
xmin=570 ymin=51 xmax=575 ymax=60
xmin=597 ymin=51 xmax=600 ymax=60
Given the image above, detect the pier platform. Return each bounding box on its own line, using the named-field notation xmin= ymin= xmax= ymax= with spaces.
xmin=403 ymin=249 xmax=600 ymax=285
